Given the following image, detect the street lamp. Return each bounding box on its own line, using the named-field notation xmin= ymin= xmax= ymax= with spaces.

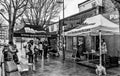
xmin=56 ymin=0 xmax=65 ymax=61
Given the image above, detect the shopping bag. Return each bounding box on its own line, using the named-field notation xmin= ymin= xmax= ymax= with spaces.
xmin=6 ymin=71 xmax=21 ymax=76
xmin=17 ymin=65 xmax=22 ymax=72
xmin=17 ymin=63 xmax=29 ymax=72
xmin=33 ymin=64 xmax=35 ymax=71
xmin=5 ymin=61 xmax=18 ymax=72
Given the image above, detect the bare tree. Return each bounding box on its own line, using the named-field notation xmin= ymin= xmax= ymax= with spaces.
xmin=0 ymin=0 xmax=28 ymax=42
xmin=22 ymin=0 xmax=62 ymax=30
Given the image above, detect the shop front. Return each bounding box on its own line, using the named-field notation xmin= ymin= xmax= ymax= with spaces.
xmin=65 ymin=14 xmax=120 ymax=68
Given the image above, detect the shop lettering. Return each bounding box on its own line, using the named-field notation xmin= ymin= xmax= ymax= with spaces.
xmin=110 ymin=15 xmax=119 ymax=20
xmin=25 ymin=27 xmax=46 ymax=33
xmin=68 ymin=29 xmax=91 ymax=34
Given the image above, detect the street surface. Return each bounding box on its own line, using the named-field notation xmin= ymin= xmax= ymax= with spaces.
xmin=0 ymin=43 xmax=120 ymax=76
xmin=14 ymin=43 xmax=120 ymax=76
xmin=20 ymin=55 xmax=120 ymax=76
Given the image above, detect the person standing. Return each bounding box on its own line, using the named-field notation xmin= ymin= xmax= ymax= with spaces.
xmin=38 ymin=42 xmax=43 ymax=56
xmin=43 ymin=41 xmax=48 ymax=59
xmin=12 ymin=44 xmax=19 ymax=64
xmin=101 ymin=39 xmax=107 ymax=66
xmin=27 ymin=40 xmax=36 ymax=71
xmin=34 ymin=42 xmax=39 ymax=62
xmin=27 ymin=40 xmax=34 ymax=64
xmin=2 ymin=42 xmax=21 ymax=76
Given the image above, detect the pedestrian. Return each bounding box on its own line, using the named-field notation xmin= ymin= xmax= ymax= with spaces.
xmin=2 ymin=44 xmax=13 ymax=61
xmin=34 ymin=42 xmax=39 ymax=62
xmin=38 ymin=41 xmax=43 ymax=56
xmin=12 ymin=44 xmax=19 ymax=64
xmin=23 ymin=42 xmax=29 ymax=58
xmin=43 ymin=41 xmax=48 ymax=59
xmin=2 ymin=42 xmax=20 ymax=76
xmin=27 ymin=40 xmax=34 ymax=64
xmin=101 ymin=39 xmax=107 ymax=66
xmin=27 ymin=40 xmax=36 ymax=71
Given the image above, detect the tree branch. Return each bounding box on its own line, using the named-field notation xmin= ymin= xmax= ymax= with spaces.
xmin=0 ymin=12 xmax=9 ymax=22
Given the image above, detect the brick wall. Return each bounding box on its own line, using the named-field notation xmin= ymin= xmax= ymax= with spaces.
xmin=103 ymin=0 xmax=119 ymax=13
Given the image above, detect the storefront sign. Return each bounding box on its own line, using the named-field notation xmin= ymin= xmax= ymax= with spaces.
xmin=103 ymin=11 xmax=119 ymax=24
xmin=110 ymin=14 xmax=119 ymax=20
xmin=60 ymin=7 xmax=97 ymax=31
xmin=24 ymin=27 xmax=46 ymax=33
xmin=68 ymin=28 xmax=91 ymax=34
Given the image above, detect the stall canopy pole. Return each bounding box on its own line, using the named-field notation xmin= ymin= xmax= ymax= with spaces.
xmin=21 ymin=37 xmax=22 ymax=50
xmin=99 ymin=30 xmax=102 ymax=66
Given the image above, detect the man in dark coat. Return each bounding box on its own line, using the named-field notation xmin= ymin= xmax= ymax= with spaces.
xmin=43 ymin=41 xmax=48 ymax=59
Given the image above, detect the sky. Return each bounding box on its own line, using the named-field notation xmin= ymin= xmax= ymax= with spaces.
xmin=59 ymin=0 xmax=86 ymax=19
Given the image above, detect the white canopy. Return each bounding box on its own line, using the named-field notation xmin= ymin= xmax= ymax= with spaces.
xmin=64 ymin=14 xmax=120 ymax=66
xmin=65 ymin=14 xmax=119 ymax=36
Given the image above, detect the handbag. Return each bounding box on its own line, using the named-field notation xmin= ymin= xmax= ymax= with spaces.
xmin=5 ymin=61 xmax=18 ymax=72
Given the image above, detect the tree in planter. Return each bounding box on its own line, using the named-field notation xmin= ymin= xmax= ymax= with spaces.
xmin=0 ymin=0 xmax=28 ymax=42
xmin=22 ymin=0 xmax=62 ymax=32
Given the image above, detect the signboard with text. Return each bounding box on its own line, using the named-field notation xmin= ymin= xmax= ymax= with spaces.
xmin=103 ymin=11 xmax=119 ymax=25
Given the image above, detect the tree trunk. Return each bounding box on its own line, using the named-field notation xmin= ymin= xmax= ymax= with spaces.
xmin=9 ymin=24 xmax=14 ymax=43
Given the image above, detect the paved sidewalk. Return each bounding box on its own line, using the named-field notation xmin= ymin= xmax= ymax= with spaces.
xmin=20 ymin=53 xmax=120 ymax=76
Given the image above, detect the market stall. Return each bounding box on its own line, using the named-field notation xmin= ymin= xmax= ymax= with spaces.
xmin=14 ymin=24 xmax=49 ymax=37
xmin=13 ymin=24 xmax=50 ymax=72
xmin=65 ymin=14 xmax=120 ymax=68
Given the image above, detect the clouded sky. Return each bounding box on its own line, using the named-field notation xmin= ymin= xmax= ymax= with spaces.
xmin=59 ymin=0 xmax=86 ymax=19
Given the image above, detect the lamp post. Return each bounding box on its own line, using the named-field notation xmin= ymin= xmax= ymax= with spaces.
xmin=56 ymin=0 xmax=65 ymax=61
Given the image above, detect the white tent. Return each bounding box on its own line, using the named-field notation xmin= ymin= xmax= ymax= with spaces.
xmin=65 ymin=14 xmax=119 ymax=36
xmin=64 ymin=14 xmax=120 ymax=66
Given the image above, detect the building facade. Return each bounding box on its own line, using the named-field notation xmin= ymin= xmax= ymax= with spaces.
xmin=0 ymin=24 xmax=9 ymax=44
xmin=48 ymin=22 xmax=59 ymax=50
xmin=58 ymin=0 xmax=120 ymax=59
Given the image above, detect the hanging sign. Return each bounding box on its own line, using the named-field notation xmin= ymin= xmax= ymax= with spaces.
xmin=24 ymin=27 xmax=46 ymax=33
xmin=68 ymin=28 xmax=91 ymax=35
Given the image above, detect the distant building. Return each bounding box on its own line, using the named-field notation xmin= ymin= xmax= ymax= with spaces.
xmin=58 ymin=0 xmax=120 ymax=58
xmin=0 ymin=24 xmax=9 ymax=44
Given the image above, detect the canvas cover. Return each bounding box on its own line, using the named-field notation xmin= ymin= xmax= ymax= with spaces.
xmin=65 ymin=14 xmax=119 ymax=36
